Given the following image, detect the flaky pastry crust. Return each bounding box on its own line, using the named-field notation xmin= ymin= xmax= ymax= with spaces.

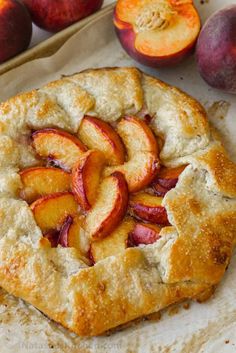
xmin=0 ymin=67 xmax=235 ymax=336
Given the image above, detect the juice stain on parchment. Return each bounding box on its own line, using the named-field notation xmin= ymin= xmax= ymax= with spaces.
xmin=179 ymin=310 xmax=236 ymax=353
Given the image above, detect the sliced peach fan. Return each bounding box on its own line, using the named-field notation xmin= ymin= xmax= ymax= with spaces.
xmin=114 ymin=0 xmax=201 ymax=58
xmin=18 ymin=116 xmax=188 ymax=265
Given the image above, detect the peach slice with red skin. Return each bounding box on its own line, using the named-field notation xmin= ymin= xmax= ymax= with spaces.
xmin=78 ymin=116 xmax=125 ymax=166
xmin=114 ymin=0 xmax=201 ymax=67
xmin=90 ymin=218 xmax=135 ymax=263
xmin=103 ymin=116 xmax=159 ymax=192
xmin=117 ymin=116 xmax=158 ymax=156
xmin=30 ymin=192 xmax=78 ymax=233
xmin=20 ymin=167 xmax=71 ymax=203
xmin=129 ymin=192 xmax=169 ymax=225
xmin=72 ymin=150 xmax=105 ymax=211
xmin=43 ymin=230 xmax=60 ymax=248
xmin=152 ymin=183 xmax=169 ymax=197
xmin=32 ymin=128 xmax=87 ymax=171
xmin=58 ymin=215 xmax=90 ymax=261
xmin=59 ymin=216 xmax=80 ymax=247
xmin=85 ymin=172 xmax=129 ymax=240
xmin=128 ymin=223 xmax=161 ymax=245
xmin=104 ymin=152 xmax=159 ymax=192
xmin=152 ymin=165 xmax=186 ymax=194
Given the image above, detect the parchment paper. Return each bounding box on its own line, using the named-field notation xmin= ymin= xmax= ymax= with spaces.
xmin=0 ymin=1 xmax=236 ymax=352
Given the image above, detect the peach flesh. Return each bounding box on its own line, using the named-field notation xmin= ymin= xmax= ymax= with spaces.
xmin=114 ymin=18 xmax=196 ymax=67
xmin=114 ymin=0 xmax=201 ymax=68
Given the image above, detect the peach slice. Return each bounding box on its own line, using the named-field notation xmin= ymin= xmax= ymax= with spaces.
xmin=104 ymin=151 xmax=159 ymax=192
xmin=114 ymin=0 xmax=201 ymax=67
xmin=30 ymin=192 xmax=78 ymax=233
xmin=85 ymin=172 xmax=129 ymax=240
xmin=128 ymin=223 xmax=161 ymax=245
xmin=129 ymin=192 xmax=169 ymax=225
xmin=152 ymin=165 xmax=186 ymax=194
xmin=43 ymin=230 xmax=60 ymax=248
xmin=117 ymin=116 xmax=158 ymax=157
xmin=32 ymin=128 xmax=87 ymax=170
xmin=103 ymin=116 xmax=159 ymax=192
xmin=58 ymin=215 xmax=89 ymax=258
xmin=71 ymin=150 xmax=105 ymax=211
xmin=20 ymin=167 xmax=71 ymax=203
xmin=152 ymin=183 xmax=169 ymax=197
xmin=78 ymin=116 xmax=125 ymax=166
xmin=90 ymin=218 xmax=135 ymax=263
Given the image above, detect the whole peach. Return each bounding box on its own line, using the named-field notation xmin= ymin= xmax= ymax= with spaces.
xmin=22 ymin=0 xmax=104 ymax=32
xmin=196 ymin=5 xmax=236 ymax=93
xmin=0 ymin=0 xmax=32 ymax=63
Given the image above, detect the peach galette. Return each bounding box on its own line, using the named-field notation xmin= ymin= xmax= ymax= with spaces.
xmin=0 ymin=68 xmax=235 ymax=337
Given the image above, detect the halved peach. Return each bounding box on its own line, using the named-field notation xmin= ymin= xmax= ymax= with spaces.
xmin=129 ymin=192 xmax=169 ymax=225
xmin=58 ymin=215 xmax=89 ymax=257
xmin=104 ymin=152 xmax=159 ymax=192
xmin=90 ymin=218 xmax=135 ymax=263
xmin=30 ymin=192 xmax=78 ymax=233
xmin=117 ymin=116 xmax=158 ymax=157
xmin=32 ymin=128 xmax=87 ymax=171
xmin=152 ymin=165 xmax=186 ymax=193
xmin=72 ymin=150 xmax=105 ymax=211
xmin=20 ymin=167 xmax=71 ymax=203
xmin=114 ymin=0 xmax=201 ymax=67
xmin=128 ymin=223 xmax=161 ymax=245
xmin=85 ymin=172 xmax=128 ymax=240
xmin=78 ymin=116 xmax=125 ymax=166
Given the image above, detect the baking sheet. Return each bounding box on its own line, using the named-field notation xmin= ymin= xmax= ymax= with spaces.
xmin=0 ymin=1 xmax=236 ymax=352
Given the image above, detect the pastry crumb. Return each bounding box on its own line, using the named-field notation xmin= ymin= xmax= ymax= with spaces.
xmin=183 ymin=302 xmax=190 ymax=310
xmin=168 ymin=305 xmax=179 ymax=316
xmin=146 ymin=311 xmax=161 ymax=321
